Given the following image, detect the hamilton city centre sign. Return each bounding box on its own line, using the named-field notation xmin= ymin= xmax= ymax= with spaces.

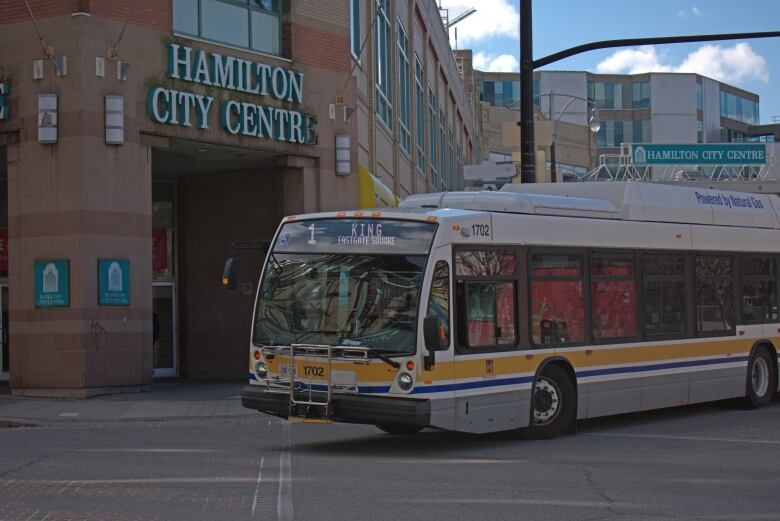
xmin=632 ymin=143 xmax=766 ymax=165
xmin=147 ymin=43 xmax=317 ymax=145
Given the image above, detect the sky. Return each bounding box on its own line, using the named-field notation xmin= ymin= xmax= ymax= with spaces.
xmin=440 ymin=0 xmax=780 ymax=124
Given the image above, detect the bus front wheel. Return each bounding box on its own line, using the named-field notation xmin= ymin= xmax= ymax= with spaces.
xmin=525 ymin=364 xmax=576 ymax=439
xmin=743 ymin=346 xmax=776 ymax=409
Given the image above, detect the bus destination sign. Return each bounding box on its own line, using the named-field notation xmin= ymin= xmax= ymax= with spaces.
xmin=274 ymin=219 xmax=436 ymax=255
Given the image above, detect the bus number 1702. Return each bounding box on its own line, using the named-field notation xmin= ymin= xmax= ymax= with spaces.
xmin=471 ymin=224 xmax=490 ymax=237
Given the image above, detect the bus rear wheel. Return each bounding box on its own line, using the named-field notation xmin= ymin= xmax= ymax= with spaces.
xmin=376 ymin=424 xmax=423 ymax=435
xmin=525 ymin=364 xmax=576 ymax=439
xmin=743 ymin=346 xmax=776 ymax=409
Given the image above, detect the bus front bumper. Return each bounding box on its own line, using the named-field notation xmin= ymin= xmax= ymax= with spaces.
xmin=241 ymin=385 xmax=431 ymax=428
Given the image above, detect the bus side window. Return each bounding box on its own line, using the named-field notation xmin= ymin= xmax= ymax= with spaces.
xmin=427 ymin=261 xmax=450 ymax=348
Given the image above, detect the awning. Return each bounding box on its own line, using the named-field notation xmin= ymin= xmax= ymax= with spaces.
xmin=357 ymin=165 xmax=399 ymax=208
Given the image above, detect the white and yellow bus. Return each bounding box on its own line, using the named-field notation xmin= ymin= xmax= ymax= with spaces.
xmin=235 ymin=181 xmax=780 ymax=438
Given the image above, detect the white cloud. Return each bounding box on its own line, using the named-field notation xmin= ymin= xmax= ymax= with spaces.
xmin=677 ymin=6 xmax=701 ymax=17
xmin=595 ymin=43 xmax=768 ymax=85
xmin=438 ymin=0 xmax=518 ymax=45
xmin=473 ymin=52 xmax=519 ymax=73
xmin=692 ymin=6 xmax=701 ymax=16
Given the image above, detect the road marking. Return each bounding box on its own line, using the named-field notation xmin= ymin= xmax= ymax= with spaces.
xmin=586 ymin=432 xmax=780 ymax=445
xmin=407 ymin=498 xmax=644 ymax=509
xmin=278 ymin=421 xmax=293 ymax=521
xmin=24 ymin=509 xmax=40 ymax=521
xmin=251 ymin=457 xmax=264 ymax=517
xmin=57 ymin=480 xmax=76 ymax=495
xmin=76 ymin=448 xmax=219 ymax=453
xmin=58 ymin=412 xmax=79 ymax=417
xmin=389 ymin=458 xmax=525 ymax=465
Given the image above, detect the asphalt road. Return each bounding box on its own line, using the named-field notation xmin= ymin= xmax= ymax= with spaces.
xmin=2 ymin=397 xmax=780 ymax=521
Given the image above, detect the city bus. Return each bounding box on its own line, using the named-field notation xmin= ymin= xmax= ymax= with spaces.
xmin=233 ymin=181 xmax=780 ymax=438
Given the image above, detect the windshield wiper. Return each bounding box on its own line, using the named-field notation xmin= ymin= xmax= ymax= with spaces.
xmin=338 ymin=341 xmax=400 ymax=369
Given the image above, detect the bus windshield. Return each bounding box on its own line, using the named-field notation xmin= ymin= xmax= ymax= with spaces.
xmin=252 ymin=218 xmax=437 ymax=356
xmin=252 ymin=253 xmax=426 ymax=355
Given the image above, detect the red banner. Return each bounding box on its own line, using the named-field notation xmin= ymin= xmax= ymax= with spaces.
xmin=152 ymin=228 xmax=168 ymax=270
xmin=0 ymin=228 xmax=7 ymax=274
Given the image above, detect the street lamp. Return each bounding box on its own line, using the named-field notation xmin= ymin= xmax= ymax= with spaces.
xmin=545 ymin=93 xmax=601 ymax=183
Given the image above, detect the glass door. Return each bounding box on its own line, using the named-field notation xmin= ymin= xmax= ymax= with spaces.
xmin=1 ymin=284 xmax=8 ymax=381
xmin=153 ymin=282 xmax=177 ymax=377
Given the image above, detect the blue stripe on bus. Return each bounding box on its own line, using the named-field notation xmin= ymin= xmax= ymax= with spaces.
xmin=248 ymin=373 xmax=258 ymax=381
xmin=410 ymin=375 xmax=535 ymax=394
xmin=575 ymin=355 xmax=749 ymax=379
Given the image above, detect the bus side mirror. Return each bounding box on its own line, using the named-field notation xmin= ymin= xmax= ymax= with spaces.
xmin=222 ymin=257 xmax=238 ymax=290
xmin=423 ymin=316 xmax=441 ymax=370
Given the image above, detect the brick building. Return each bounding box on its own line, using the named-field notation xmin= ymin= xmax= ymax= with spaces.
xmin=0 ymin=0 xmax=476 ymax=395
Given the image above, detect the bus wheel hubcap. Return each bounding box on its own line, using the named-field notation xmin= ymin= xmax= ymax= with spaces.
xmin=533 ymin=377 xmax=560 ymax=425
xmin=752 ymin=357 xmax=769 ymax=397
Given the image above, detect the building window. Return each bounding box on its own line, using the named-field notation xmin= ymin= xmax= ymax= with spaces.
xmin=643 ymin=255 xmax=686 ymax=336
xmin=375 ymin=0 xmax=393 ymax=129
xmin=531 ymin=252 xmax=586 ymax=345
xmin=697 ymin=120 xmax=704 ymax=143
xmin=414 ymin=56 xmax=425 ymax=174
xmin=631 ymin=81 xmax=650 ymax=109
xmin=696 ymin=81 xmax=703 ymax=111
xmin=350 ymin=0 xmax=361 ymax=59
xmin=591 ymin=254 xmax=638 ymax=340
xmin=439 ymin=107 xmax=446 ymax=190
xmin=720 ymin=90 xmax=759 ymax=125
xmin=456 ymin=249 xmax=517 ymax=348
xmin=428 ymin=85 xmax=437 ymax=181
xmin=589 ymin=81 xmax=624 ymax=110
xmin=696 ymin=255 xmax=734 ymax=334
xmin=397 ymin=20 xmax=410 ymax=154
xmin=173 ymin=0 xmax=281 ymax=56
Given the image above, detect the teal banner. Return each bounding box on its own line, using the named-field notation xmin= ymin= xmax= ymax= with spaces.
xmin=632 ymin=144 xmax=766 ymax=165
xmin=98 ymin=259 xmax=131 ymax=306
xmin=34 ymin=259 xmax=69 ymax=308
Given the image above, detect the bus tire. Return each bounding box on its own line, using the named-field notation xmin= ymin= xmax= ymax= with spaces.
xmin=376 ymin=424 xmax=423 ymax=435
xmin=525 ymin=364 xmax=576 ymax=439
xmin=743 ymin=346 xmax=776 ymax=409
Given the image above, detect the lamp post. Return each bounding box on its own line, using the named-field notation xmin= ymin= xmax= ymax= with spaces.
xmin=518 ymin=0 xmax=780 ymax=184
xmin=543 ymin=92 xmax=600 ymax=183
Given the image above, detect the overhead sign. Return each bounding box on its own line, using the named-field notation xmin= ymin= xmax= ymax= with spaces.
xmin=98 ymin=259 xmax=131 ymax=306
xmin=147 ymin=43 xmax=318 ymax=145
xmin=632 ymin=144 xmax=766 ymax=165
xmin=35 ymin=260 xmax=69 ymax=308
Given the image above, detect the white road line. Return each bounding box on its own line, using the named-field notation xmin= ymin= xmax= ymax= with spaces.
xmin=76 ymin=448 xmax=218 ymax=453
xmin=277 ymin=421 xmax=293 ymax=521
xmin=407 ymin=498 xmax=644 ymax=509
xmin=58 ymin=412 xmax=79 ymax=417
xmin=57 ymin=480 xmax=75 ymax=495
xmin=24 ymin=509 xmax=40 ymax=521
xmin=586 ymin=432 xmax=780 ymax=445
xmin=251 ymin=457 xmax=264 ymax=518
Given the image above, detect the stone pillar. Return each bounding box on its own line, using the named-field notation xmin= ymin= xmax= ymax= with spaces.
xmin=6 ymin=16 xmax=153 ymax=397
xmin=280 ymin=155 xmax=320 ymax=216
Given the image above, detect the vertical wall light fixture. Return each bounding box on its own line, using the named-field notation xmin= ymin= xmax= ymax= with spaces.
xmin=105 ymin=95 xmax=124 ymax=145
xmin=335 ymin=134 xmax=351 ymax=176
xmin=37 ymin=93 xmax=58 ymax=144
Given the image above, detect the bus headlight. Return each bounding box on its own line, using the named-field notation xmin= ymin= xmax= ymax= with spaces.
xmin=397 ymin=372 xmax=414 ymax=391
xmin=255 ymin=362 xmax=268 ymax=379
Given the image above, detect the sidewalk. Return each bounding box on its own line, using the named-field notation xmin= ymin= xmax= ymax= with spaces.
xmin=0 ymin=381 xmax=256 ymax=425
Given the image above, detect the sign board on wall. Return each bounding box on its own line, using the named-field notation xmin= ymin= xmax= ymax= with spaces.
xmin=147 ymin=43 xmax=318 ymax=145
xmin=632 ymin=144 xmax=766 ymax=165
xmin=34 ymin=260 xmax=69 ymax=308
xmin=98 ymin=259 xmax=131 ymax=306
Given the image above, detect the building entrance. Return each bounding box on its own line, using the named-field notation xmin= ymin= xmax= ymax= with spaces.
xmin=153 ymin=282 xmax=177 ymax=377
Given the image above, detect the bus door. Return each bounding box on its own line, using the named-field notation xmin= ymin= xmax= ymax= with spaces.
xmin=420 ymin=246 xmax=455 ymax=430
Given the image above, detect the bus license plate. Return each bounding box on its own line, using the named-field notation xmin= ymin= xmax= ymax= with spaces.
xmin=279 ymin=364 xmax=298 ymax=378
